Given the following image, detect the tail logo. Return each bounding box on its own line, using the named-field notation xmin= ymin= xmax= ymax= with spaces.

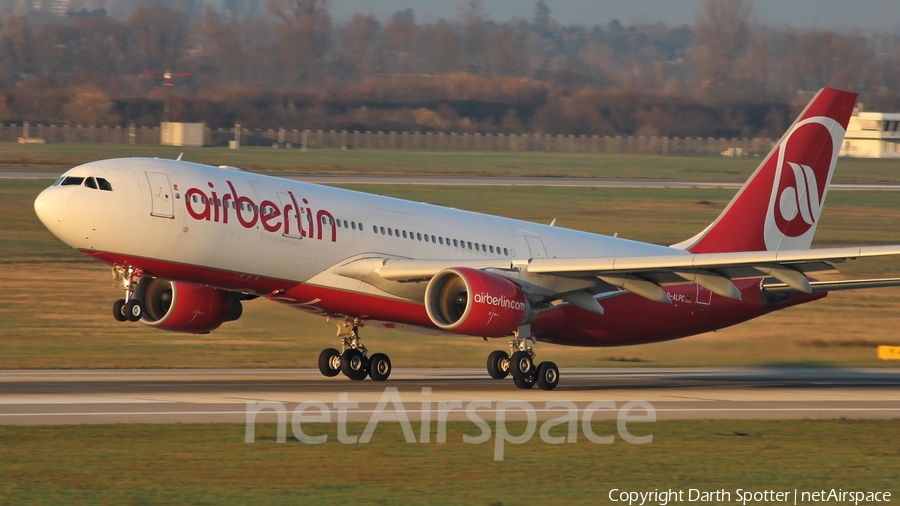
xmin=776 ymin=162 xmax=820 ymax=233
xmin=764 ymin=116 xmax=843 ymax=250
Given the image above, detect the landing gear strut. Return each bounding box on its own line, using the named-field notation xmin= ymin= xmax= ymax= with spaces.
xmin=112 ymin=266 xmax=144 ymax=323
xmin=317 ymin=317 xmax=392 ymax=382
xmin=486 ymin=328 xmax=559 ymax=390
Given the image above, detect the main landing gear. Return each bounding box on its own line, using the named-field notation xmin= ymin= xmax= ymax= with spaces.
xmin=111 ymin=266 xmax=144 ymax=323
xmin=486 ymin=330 xmax=559 ymax=391
xmin=318 ymin=317 xmax=392 ymax=382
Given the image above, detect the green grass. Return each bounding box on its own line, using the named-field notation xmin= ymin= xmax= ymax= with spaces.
xmin=2 ymin=143 xmax=900 ymax=182
xmin=0 ymin=420 xmax=897 ymax=504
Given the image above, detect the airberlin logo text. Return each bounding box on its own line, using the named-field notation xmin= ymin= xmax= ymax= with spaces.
xmin=473 ymin=292 xmax=527 ymax=312
xmin=183 ymin=181 xmax=337 ymax=242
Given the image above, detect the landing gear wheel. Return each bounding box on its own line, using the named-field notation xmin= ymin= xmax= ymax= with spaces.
xmin=536 ymin=361 xmax=559 ymax=391
xmin=113 ymin=299 xmax=127 ymax=322
xmin=368 ymin=353 xmax=392 ymax=382
xmin=318 ymin=348 xmax=341 ymax=377
xmin=510 ymin=351 xmax=534 ymax=380
xmin=487 ymin=350 xmax=510 ymax=379
xmin=124 ymin=300 xmax=143 ymax=322
xmin=340 ymin=348 xmax=368 ymax=381
xmin=513 ymin=373 xmax=535 ymax=389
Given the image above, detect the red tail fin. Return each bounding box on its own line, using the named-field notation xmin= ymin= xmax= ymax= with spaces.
xmin=673 ymin=88 xmax=858 ymax=253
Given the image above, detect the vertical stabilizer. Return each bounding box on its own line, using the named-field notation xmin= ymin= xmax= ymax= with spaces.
xmin=672 ymin=88 xmax=858 ymax=253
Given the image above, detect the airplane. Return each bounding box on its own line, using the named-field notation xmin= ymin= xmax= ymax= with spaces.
xmin=33 ymin=88 xmax=900 ymax=390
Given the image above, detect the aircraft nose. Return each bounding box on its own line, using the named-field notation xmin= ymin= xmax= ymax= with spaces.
xmin=34 ymin=186 xmax=67 ymax=229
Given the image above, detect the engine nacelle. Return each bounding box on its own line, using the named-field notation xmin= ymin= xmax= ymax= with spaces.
xmin=135 ymin=278 xmax=242 ymax=334
xmin=425 ymin=267 xmax=529 ymax=337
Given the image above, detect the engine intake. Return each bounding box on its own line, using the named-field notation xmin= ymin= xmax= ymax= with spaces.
xmin=136 ymin=278 xmax=242 ymax=334
xmin=425 ymin=267 xmax=529 ymax=337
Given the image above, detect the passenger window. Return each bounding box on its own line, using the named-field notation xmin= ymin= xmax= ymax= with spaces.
xmin=373 ymin=225 xmax=377 ymax=233
xmin=402 ymin=231 xmax=407 ymax=238
xmin=475 ymin=243 xmax=480 ymax=251
xmin=482 ymin=244 xmax=486 ymax=252
xmin=358 ymin=223 xmax=363 ymax=230
xmin=344 ymin=220 xmax=349 ymax=228
xmin=453 ymin=239 xmax=458 ymax=247
xmin=352 ymin=222 xmax=357 ymax=230
xmin=439 ymin=237 xmax=444 ymax=245
xmin=336 ymin=219 xmax=341 ymax=227
xmin=504 ymin=248 xmax=509 ymax=256
xmin=489 ymin=245 xmax=494 ymax=253
xmin=84 ymin=177 xmax=98 ymax=189
xmin=388 ymin=229 xmax=393 ymax=236
xmin=467 ymin=242 xmax=472 ymax=249
xmin=193 ymin=195 xmax=199 ymax=203
xmin=395 ymin=229 xmax=399 ymax=237
xmin=431 ymin=235 xmax=436 ymax=243
xmin=61 ymin=176 xmax=84 ymax=186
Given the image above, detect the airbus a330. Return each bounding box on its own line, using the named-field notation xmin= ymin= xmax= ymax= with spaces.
xmin=34 ymin=88 xmax=900 ymax=390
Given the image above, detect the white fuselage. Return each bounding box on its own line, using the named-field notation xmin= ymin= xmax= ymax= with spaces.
xmin=36 ymin=158 xmax=685 ymax=295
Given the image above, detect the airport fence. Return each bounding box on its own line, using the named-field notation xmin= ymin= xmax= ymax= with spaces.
xmin=0 ymin=122 xmax=777 ymax=157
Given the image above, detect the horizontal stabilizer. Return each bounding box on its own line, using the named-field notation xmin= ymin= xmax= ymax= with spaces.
xmin=762 ymin=278 xmax=900 ymax=293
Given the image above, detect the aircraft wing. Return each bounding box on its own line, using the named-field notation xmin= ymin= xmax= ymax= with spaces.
xmin=350 ymin=245 xmax=900 ymax=303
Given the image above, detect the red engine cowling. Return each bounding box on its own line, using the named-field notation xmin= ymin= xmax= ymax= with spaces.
xmin=136 ymin=278 xmax=242 ymax=334
xmin=425 ymin=267 xmax=529 ymax=337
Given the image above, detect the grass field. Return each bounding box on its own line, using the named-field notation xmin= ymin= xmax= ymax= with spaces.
xmin=3 ymin=179 xmax=900 ymax=369
xmin=3 ymin=142 xmax=900 ymax=182
xmin=1 ymin=420 xmax=897 ymax=504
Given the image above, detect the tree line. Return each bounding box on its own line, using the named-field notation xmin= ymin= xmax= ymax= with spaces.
xmin=0 ymin=0 xmax=897 ymax=139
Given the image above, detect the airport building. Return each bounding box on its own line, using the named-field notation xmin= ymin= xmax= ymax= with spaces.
xmin=840 ymin=105 xmax=900 ymax=158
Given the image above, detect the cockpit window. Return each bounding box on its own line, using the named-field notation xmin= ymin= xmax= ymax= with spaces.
xmin=84 ymin=177 xmax=98 ymax=189
xmin=60 ymin=176 xmax=84 ymax=186
xmin=97 ymin=178 xmax=113 ymax=191
xmin=53 ymin=176 xmax=64 ymax=186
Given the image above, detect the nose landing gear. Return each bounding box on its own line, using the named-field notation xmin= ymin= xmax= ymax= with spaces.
xmin=112 ymin=266 xmax=144 ymax=323
xmin=317 ymin=317 xmax=393 ymax=381
xmin=486 ymin=328 xmax=559 ymax=390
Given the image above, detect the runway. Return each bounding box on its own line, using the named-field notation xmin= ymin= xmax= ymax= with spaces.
xmin=1 ymin=368 xmax=898 ymax=425
xmin=5 ymin=169 xmax=900 ymax=191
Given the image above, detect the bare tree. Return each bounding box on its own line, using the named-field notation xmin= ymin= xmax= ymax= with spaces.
xmin=692 ymin=0 xmax=752 ymax=98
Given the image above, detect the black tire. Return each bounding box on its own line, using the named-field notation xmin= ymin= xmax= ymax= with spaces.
xmin=536 ymin=361 xmax=560 ymax=391
xmin=513 ymin=373 xmax=535 ymax=389
xmin=113 ymin=299 xmax=128 ymax=322
xmin=124 ymin=299 xmax=143 ymax=322
xmin=486 ymin=350 xmax=510 ymax=379
xmin=368 ymin=353 xmax=392 ymax=382
xmin=340 ymin=349 xmax=368 ymax=381
xmin=510 ymin=351 xmax=534 ymax=379
xmin=317 ymin=348 xmax=341 ymax=377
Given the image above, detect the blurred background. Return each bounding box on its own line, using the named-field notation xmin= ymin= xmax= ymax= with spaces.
xmin=0 ymin=0 xmax=898 ymax=138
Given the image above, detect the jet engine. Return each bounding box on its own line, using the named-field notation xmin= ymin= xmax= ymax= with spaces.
xmin=135 ymin=278 xmax=243 ymax=334
xmin=424 ymin=267 xmax=530 ymax=337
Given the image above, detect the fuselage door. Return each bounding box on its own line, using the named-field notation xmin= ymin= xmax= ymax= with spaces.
xmin=696 ymin=284 xmax=712 ymax=306
xmin=277 ymin=192 xmax=303 ymax=239
xmin=146 ymin=171 xmax=174 ymax=219
xmin=524 ymin=235 xmax=547 ymax=259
